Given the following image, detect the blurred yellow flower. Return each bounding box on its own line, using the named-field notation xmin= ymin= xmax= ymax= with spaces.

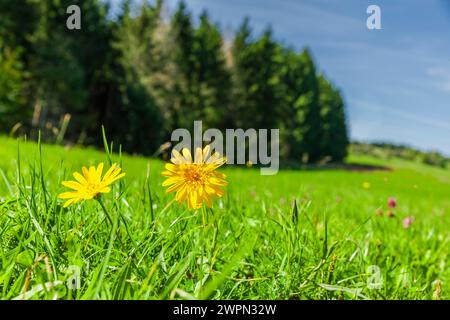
xmin=162 ymin=145 xmax=227 ymax=210
xmin=58 ymin=163 xmax=125 ymax=207
xmin=362 ymin=181 xmax=371 ymax=189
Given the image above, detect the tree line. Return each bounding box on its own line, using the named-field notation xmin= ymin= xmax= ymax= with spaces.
xmin=0 ymin=0 xmax=349 ymax=163
xmin=351 ymin=142 xmax=449 ymax=169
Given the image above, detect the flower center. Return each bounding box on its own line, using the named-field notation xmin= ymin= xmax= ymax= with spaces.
xmin=86 ymin=183 xmax=101 ymax=195
xmin=184 ymin=166 xmax=207 ymax=185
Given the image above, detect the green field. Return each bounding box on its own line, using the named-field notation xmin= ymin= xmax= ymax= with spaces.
xmin=0 ymin=135 xmax=449 ymax=300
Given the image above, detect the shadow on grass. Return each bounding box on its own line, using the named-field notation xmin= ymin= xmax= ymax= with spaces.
xmin=281 ymin=161 xmax=392 ymax=172
xmin=228 ymin=161 xmax=393 ymax=172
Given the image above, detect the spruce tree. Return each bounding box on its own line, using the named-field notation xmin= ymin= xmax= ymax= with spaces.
xmin=110 ymin=0 xmax=164 ymax=154
xmin=318 ymin=74 xmax=349 ymax=162
xmin=279 ymin=48 xmax=322 ymax=162
xmin=231 ymin=24 xmax=282 ymax=130
xmin=192 ymin=11 xmax=231 ymax=129
xmin=297 ymin=49 xmax=322 ymax=163
xmin=169 ymin=0 xmax=196 ymax=131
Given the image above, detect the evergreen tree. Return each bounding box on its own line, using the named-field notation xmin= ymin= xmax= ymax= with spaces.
xmin=296 ymin=49 xmax=322 ymax=163
xmin=279 ymin=48 xmax=322 ymax=162
xmin=0 ymin=45 xmax=26 ymax=130
xmin=192 ymin=11 xmax=231 ymax=129
xmin=169 ymin=0 xmax=197 ymax=131
xmin=0 ymin=0 xmax=350 ymax=161
xmin=168 ymin=3 xmax=232 ymax=133
xmin=229 ymin=17 xmax=252 ymax=128
xmin=231 ymin=24 xmax=282 ymax=130
xmin=107 ymin=0 xmax=164 ymax=154
xmin=0 ymin=0 xmax=40 ymax=130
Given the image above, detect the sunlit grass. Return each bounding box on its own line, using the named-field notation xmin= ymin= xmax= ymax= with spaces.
xmin=0 ymin=135 xmax=449 ymax=299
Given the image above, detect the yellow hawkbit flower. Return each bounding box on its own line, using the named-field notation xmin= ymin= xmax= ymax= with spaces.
xmin=162 ymin=145 xmax=227 ymax=210
xmin=58 ymin=163 xmax=125 ymax=207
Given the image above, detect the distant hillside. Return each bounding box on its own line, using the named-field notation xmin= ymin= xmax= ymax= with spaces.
xmin=351 ymin=141 xmax=449 ymax=169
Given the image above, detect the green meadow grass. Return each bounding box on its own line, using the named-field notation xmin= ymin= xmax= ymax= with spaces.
xmin=0 ymin=135 xmax=449 ymax=300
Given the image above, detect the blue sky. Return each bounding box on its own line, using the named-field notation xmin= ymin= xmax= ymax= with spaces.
xmin=160 ymin=0 xmax=450 ymax=155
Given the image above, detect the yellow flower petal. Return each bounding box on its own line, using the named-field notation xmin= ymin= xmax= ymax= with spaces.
xmin=64 ymin=198 xmax=81 ymax=208
xmin=59 ymin=163 xmax=126 ymax=207
xmin=99 ymin=187 xmax=111 ymax=193
xmin=82 ymin=167 xmax=89 ymax=180
xmin=202 ymin=145 xmax=211 ymax=160
xmin=102 ymin=164 xmax=118 ymax=181
xmin=209 ymin=177 xmax=227 ymax=186
xmin=97 ymin=162 xmax=104 ymax=178
xmin=166 ymin=182 xmax=184 ymax=193
xmin=182 ymin=148 xmax=193 ymax=163
xmin=164 ymin=163 xmax=178 ymax=172
xmin=58 ymin=191 xmax=79 ymax=199
xmin=162 ymin=144 xmax=227 ymax=211
xmin=162 ymin=176 xmax=184 ymax=186
xmin=104 ymin=172 xmax=125 ymax=185
xmin=194 ymin=147 xmax=203 ymax=164
xmin=61 ymin=181 xmax=83 ymax=191
xmin=171 ymin=149 xmax=185 ymax=164
xmin=175 ymin=186 xmax=187 ymax=201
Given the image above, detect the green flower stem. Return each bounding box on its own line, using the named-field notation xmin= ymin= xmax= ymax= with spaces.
xmin=97 ymin=197 xmax=113 ymax=226
xmin=199 ymin=206 xmax=207 ymax=284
